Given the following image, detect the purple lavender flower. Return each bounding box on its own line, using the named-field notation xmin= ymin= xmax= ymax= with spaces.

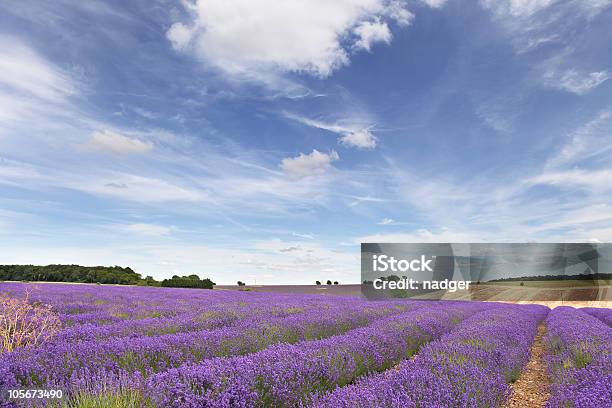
xmin=544 ymin=307 xmax=612 ymax=408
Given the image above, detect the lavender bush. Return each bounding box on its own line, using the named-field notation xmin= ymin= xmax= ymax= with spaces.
xmin=581 ymin=307 xmax=612 ymax=327
xmin=311 ymin=304 xmax=548 ymax=408
xmin=544 ymin=307 xmax=612 ymax=408
xmin=143 ymin=301 xmax=486 ymax=407
xmin=1 ymin=282 xmax=607 ymax=408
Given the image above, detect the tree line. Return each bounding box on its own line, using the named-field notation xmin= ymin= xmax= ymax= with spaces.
xmin=0 ymin=265 xmax=216 ymax=289
xmin=161 ymin=274 xmax=215 ymax=289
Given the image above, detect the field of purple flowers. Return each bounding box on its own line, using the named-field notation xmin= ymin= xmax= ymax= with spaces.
xmin=0 ymin=282 xmax=610 ymax=408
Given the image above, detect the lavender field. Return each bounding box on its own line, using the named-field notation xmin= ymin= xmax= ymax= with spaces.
xmin=0 ymin=283 xmax=610 ymax=408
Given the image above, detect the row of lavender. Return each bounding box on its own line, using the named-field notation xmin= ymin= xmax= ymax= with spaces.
xmin=0 ymin=296 xmax=485 ymax=406
xmin=581 ymin=307 xmax=612 ymax=327
xmin=140 ymin=300 xmax=488 ymax=407
xmin=1 ymin=300 xmax=415 ymax=392
xmin=0 ymin=282 xmax=377 ymax=332
xmin=2 ymin=283 xmax=609 ymax=408
xmin=311 ymin=303 xmax=548 ymax=407
xmin=2 ymin=283 xmax=421 ymax=354
xmin=544 ymin=307 xmax=612 ymax=408
xmin=0 ymin=283 xmax=417 ymax=406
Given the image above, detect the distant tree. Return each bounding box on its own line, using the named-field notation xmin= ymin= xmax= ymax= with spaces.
xmin=161 ymin=275 xmax=215 ymax=289
xmin=237 ymin=281 xmax=246 ymax=286
xmin=0 ymin=265 xmax=145 ymax=285
xmin=143 ymin=276 xmax=159 ymax=286
xmin=315 ymin=281 xmax=321 ymax=285
xmin=326 ymin=280 xmax=332 ymax=285
xmin=520 ymin=282 xmax=524 ymax=286
xmin=333 ymin=281 xmax=339 ymax=285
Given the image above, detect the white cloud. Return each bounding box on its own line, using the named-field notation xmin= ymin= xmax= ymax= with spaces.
xmin=284 ymin=112 xmax=378 ymax=149
xmin=80 ymin=173 xmax=209 ymax=203
xmin=419 ymin=0 xmax=448 ymax=9
xmin=0 ymin=37 xmax=79 ymax=126
xmin=526 ymin=204 xmax=612 ymax=233
xmin=356 ymin=228 xmax=479 ymax=243
xmin=122 ymin=223 xmax=175 ymax=236
xmin=353 ymin=20 xmax=392 ymax=51
xmin=281 ymin=149 xmax=339 ymax=179
xmin=377 ymin=217 xmax=395 ymax=225
xmin=546 ymin=109 xmax=612 ymax=168
xmin=167 ymin=0 xmax=412 ymax=79
xmin=292 ymin=232 xmax=314 ymax=239
xmin=545 ymin=69 xmax=610 ymax=95
xmin=526 ymin=168 xmax=612 ymax=190
xmin=481 ymin=0 xmax=554 ymax=18
xmin=339 ymin=128 xmax=378 ymax=149
xmin=386 ymin=0 xmax=416 ymax=24
xmin=87 ymin=130 xmax=153 ymax=154
xmin=166 ymin=22 xmax=194 ymax=51
xmin=0 ymin=36 xmax=76 ymax=101
xmin=480 ymin=0 xmax=612 ymax=55
xmin=348 ymin=195 xmax=388 ymax=206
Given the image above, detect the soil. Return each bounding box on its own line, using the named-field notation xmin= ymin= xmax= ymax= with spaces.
xmin=504 ymin=323 xmax=550 ymax=408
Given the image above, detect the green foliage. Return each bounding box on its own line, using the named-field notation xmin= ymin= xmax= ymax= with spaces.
xmin=59 ymin=389 xmax=148 ymax=408
xmin=160 ymin=274 xmax=215 ymax=289
xmin=0 ymin=266 xmax=219 ymax=289
xmin=0 ymin=265 xmax=143 ymax=285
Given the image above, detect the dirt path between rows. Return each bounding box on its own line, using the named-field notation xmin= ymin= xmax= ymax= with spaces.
xmin=504 ymin=323 xmax=550 ymax=408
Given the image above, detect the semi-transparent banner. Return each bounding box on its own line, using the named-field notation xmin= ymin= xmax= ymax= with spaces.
xmin=361 ymin=243 xmax=611 ymax=301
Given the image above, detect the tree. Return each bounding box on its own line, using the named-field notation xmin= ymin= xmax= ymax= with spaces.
xmin=315 ymin=281 xmax=321 ymax=285
xmin=161 ymin=275 xmax=215 ymax=289
xmin=333 ymin=281 xmax=339 ymax=285
xmin=237 ymin=281 xmax=246 ymax=286
xmin=326 ymin=280 xmax=332 ymax=285
xmin=0 ymin=265 xmax=145 ymax=285
xmin=143 ymin=276 xmax=159 ymax=286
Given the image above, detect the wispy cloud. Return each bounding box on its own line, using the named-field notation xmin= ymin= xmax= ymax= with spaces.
xmin=0 ymin=36 xmax=76 ymax=101
xmin=292 ymin=232 xmax=314 ymax=239
xmin=377 ymin=217 xmax=395 ymax=225
xmin=355 ymin=228 xmax=480 ymax=243
xmin=85 ymin=130 xmax=154 ymax=154
xmin=546 ymin=109 xmax=612 ymax=168
xmin=121 ymin=223 xmax=175 ymax=236
xmin=526 ymin=168 xmax=612 ymax=191
xmin=544 ymin=69 xmax=610 ymax=95
xmin=0 ymin=37 xmax=79 ymax=125
xmin=284 ymin=112 xmax=378 ymax=149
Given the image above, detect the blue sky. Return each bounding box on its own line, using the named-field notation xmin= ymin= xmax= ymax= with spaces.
xmin=1 ymin=0 xmax=611 ymax=284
